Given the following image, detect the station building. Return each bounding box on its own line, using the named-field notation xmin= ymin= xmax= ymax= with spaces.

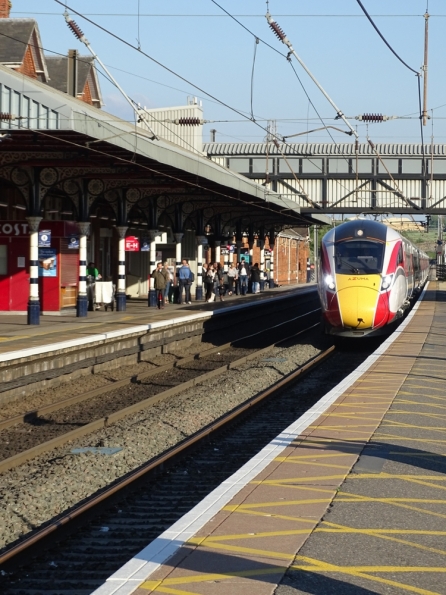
xmin=0 ymin=1 xmax=325 ymax=323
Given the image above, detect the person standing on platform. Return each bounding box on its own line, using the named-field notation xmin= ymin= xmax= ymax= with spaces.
xmin=238 ymin=258 xmax=249 ymax=296
xmin=250 ymin=263 xmax=261 ymax=294
xmin=227 ymin=263 xmax=237 ymax=296
xmin=205 ymin=264 xmax=215 ymax=302
xmin=152 ymin=261 xmax=169 ymax=309
xmin=163 ymin=262 xmax=173 ymax=305
xmin=86 ymin=262 xmax=102 ymax=310
xmin=178 ymin=259 xmax=192 ymax=304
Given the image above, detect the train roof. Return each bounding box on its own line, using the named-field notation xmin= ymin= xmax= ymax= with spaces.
xmin=322 ymin=220 xmax=429 ymax=258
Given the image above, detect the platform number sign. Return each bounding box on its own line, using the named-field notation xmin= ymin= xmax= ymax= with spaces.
xmin=125 ymin=236 xmax=140 ymax=251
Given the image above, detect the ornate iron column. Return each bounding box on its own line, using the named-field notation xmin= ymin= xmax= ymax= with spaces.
xmin=76 ymin=221 xmax=90 ymax=317
xmin=148 ymin=229 xmax=158 ymax=307
xmin=196 ymin=235 xmax=206 ymax=300
xmin=26 ymin=216 xmax=42 ymax=325
xmin=116 ymin=226 xmax=128 ymax=311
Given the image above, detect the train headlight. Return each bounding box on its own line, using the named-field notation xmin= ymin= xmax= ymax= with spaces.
xmin=381 ymin=274 xmax=394 ymax=291
xmin=324 ymin=274 xmax=336 ymax=290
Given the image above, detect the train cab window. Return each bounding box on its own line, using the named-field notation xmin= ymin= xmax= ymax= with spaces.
xmin=335 ymin=240 xmax=384 ymax=274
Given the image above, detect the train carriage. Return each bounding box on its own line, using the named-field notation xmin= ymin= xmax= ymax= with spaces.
xmin=318 ymin=220 xmax=429 ymax=337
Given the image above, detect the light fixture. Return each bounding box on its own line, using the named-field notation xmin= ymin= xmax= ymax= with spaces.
xmin=0 ymin=201 xmax=8 ymax=207
xmin=60 ymin=210 xmax=73 ymax=215
xmin=13 ymin=204 xmax=26 ymax=210
xmin=381 ymin=274 xmax=393 ymax=291
xmin=324 ymin=274 xmax=336 ymax=291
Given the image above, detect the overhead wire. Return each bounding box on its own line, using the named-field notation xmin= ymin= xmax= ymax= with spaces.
xmin=46 ymin=1 xmax=429 ymax=211
xmin=52 ymin=0 xmax=359 ymax=202
xmin=250 ymin=37 xmax=259 ymax=121
xmin=53 ymin=0 xmax=284 ymax=144
xmin=355 ymin=0 xmax=426 ymax=209
xmin=209 ymin=1 xmax=373 ymax=208
xmin=0 ymin=30 xmax=213 ymax=158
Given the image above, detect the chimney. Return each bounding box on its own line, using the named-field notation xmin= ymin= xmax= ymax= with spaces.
xmin=67 ymin=49 xmax=79 ymax=97
xmin=0 ymin=0 xmax=12 ymax=18
xmin=210 ymin=129 xmax=217 ymax=143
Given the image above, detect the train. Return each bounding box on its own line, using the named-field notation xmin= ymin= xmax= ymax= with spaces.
xmin=318 ymin=219 xmax=429 ymax=337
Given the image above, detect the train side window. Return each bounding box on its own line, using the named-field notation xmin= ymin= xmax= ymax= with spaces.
xmin=397 ymin=245 xmax=404 ymax=265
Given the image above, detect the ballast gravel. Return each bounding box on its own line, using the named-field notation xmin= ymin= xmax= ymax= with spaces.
xmin=0 ymin=338 xmax=322 ymax=552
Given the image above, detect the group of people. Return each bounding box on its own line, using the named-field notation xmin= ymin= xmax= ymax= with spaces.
xmin=151 ymin=258 xmax=265 ymax=309
xmin=203 ymin=259 xmax=262 ymax=303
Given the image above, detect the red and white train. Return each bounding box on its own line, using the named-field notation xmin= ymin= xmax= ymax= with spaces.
xmin=318 ymin=220 xmax=429 ymax=337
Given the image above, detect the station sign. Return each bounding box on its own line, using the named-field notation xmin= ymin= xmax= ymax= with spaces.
xmin=125 ymin=236 xmax=140 ymax=251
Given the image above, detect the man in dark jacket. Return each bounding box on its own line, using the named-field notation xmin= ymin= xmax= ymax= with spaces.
xmin=250 ymin=263 xmax=261 ymax=293
xmin=151 ymin=262 xmax=169 ymax=308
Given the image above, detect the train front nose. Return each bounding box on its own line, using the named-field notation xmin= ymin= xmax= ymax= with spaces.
xmin=336 ymin=276 xmax=380 ymax=329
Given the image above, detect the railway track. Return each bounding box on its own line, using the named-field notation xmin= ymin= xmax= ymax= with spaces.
xmin=0 ymin=307 xmax=322 ymax=473
xmin=0 ymin=338 xmax=379 ymax=594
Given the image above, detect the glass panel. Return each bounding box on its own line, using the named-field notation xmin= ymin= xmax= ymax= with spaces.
xmin=39 ymin=105 xmax=48 ymax=129
xmin=252 ymin=158 xmax=268 ymax=173
xmin=432 ymin=160 xmax=446 ymax=174
xmin=48 ymin=110 xmax=58 ymax=130
xmin=302 ymin=158 xmax=322 ymax=174
xmin=379 ymin=159 xmax=399 ymax=174
xmin=30 ymin=100 xmax=38 ymax=129
xmin=334 ymin=240 xmax=384 ymax=274
xmin=0 ymin=245 xmax=7 ymax=275
xmin=229 ymin=159 xmax=250 ymax=173
xmin=329 ymin=159 xmax=350 ymax=174
xmin=279 ymin=158 xmax=300 ymax=173
xmin=11 ymin=91 xmax=20 ymax=128
xmin=355 ymin=159 xmax=372 ymax=173
xmin=402 ymin=159 xmax=422 ymax=174
xmin=1 ymin=85 xmax=11 ymax=130
xmin=21 ymin=96 xmax=29 ymax=128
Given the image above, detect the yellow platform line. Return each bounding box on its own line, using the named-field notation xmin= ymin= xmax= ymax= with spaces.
xmin=294 ymin=556 xmax=445 ymax=595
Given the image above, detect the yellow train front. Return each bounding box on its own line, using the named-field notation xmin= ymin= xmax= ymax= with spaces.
xmin=318 ymin=220 xmax=429 ymax=338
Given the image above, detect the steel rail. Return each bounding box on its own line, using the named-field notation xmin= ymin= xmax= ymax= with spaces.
xmin=0 ymin=343 xmax=334 ymax=566
xmin=0 ymin=319 xmax=321 ymax=474
xmin=0 ymin=307 xmax=320 ymax=432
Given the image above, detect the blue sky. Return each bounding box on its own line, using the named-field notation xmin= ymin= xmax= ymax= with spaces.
xmin=10 ymin=0 xmax=446 ymax=145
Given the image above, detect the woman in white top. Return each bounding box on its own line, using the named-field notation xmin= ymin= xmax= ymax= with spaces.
xmin=227 ymin=264 xmax=238 ymax=296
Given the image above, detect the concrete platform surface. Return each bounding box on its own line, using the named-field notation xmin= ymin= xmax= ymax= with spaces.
xmin=92 ymin=282 xmax=446 ymax=595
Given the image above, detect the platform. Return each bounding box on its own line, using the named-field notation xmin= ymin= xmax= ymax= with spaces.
xmin=93 ymin=281 xmax=446 ymax=595
xmin=0 ymin=284 xmax=312 ymax=361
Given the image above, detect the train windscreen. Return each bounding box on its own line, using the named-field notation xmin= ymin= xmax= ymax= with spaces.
xmin=334 ymin=240 xmax=384 ymax=274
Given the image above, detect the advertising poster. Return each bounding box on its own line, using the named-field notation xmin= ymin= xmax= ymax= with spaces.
xmin=38 ymin=248 xmax=57 ymax=277
xmin=140 ymin=239 xmax=150 ymax=251
xmin=67 ymin=235 xmax=79 ymax=249
xmin=38 ymin=230 xmax=51 ymax=247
